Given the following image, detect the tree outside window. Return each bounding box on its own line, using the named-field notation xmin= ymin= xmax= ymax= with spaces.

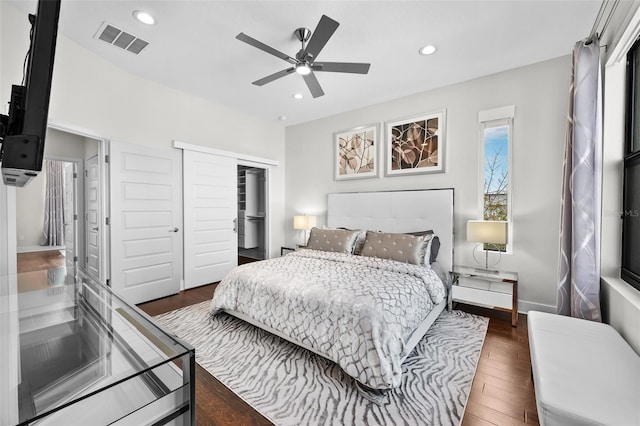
xmin=483 ymin=124 xmax=510 ymax=251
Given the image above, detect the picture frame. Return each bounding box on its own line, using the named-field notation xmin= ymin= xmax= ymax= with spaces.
xmin=334 ymin=123 xmax=380 ymax=181
xmin=385 ymin=109 xmax=446 ymax=176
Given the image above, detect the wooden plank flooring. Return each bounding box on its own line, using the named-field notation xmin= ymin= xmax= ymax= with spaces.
xmin=138 ymin=284 xmax=540 ymax=426
xmin=17 ymin=250 xmax=66 ymax=292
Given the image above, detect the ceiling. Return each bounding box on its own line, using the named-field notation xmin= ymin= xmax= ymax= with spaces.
xmin=10 ymin=0 xmax=601 ymax=126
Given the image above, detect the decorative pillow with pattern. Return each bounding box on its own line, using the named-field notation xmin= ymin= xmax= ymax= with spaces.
xmin=360 ymin=231 xmax=431 ymax=265
xmin=338 ymin=227 xmax=368 ymax=255
xmin=406 ymin=230 xmax=440 ymax=263
xmin=306 ymin=227 xmax=360 ymax=254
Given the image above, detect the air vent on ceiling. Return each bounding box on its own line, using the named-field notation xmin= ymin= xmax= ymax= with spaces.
xmin=95 ymin=21 xmax=149 ymax=54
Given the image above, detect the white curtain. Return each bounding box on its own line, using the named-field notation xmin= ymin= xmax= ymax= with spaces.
xmin=557 ymin=37 xmax=602 ymax=321
xmin=40 ymin=160 xmax=65 ymax=246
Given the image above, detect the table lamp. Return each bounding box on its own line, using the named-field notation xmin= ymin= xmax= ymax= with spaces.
xmin=293 ymin=215 xmax=316 ymax=246
xmin=466 ymin=220 xmax=508 ymax=273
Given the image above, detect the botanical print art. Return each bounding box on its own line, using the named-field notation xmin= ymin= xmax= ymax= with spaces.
xmin=386 ymin=111 xmax=445 ymax=175
xmin=335 ymin=124 xmax=378 ymax=180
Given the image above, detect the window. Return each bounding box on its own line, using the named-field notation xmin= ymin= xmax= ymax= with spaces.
xmin=622 ymin=38 xmax=640 ymax=292
xmin=479 ymin=106 xmax=514 ymax=252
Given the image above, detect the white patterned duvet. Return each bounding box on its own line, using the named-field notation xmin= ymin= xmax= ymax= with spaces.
xmin=210 ymin=249 xmax=446 ymax=390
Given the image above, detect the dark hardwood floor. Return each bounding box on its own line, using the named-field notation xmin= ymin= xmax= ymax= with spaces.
xmin=138 ymin=281 xmax=540 ymax=426
xmin=17 ymin=250 xmax=66 ymax=292
xmin=459 ymin=305 xmax=539 ymax=426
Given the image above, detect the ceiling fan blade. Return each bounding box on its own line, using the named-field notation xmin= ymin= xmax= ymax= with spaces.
xmin=236 ymin=33 xmax=297 ymax=64
xmin=302 ymin=72 xmax=325 ymax=98
xmin=252 ymin=67 xmax=296 ymax=86
xmin=302 ymin=15 xmax=339 ymax=61
xmin=312 ymin=62 xmax=370 ymax=74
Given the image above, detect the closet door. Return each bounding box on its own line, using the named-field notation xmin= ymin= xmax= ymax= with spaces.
xmin=63 ymin=162 xmax=77 ymax=280
xmin=85 ymin=155 xmax=101 ymax=281
xmin=183 ymin=151 xmax=238 ymax=289
xmin=110 ymin=141 xmax=183 ymax=304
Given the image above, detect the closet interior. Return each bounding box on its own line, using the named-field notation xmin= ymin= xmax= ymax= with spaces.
xmin=237 ymin=165 xmax=266 ymax=260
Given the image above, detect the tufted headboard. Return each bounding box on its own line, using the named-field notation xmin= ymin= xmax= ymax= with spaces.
xmin=327 ymin=189 xmax=454 ymax=273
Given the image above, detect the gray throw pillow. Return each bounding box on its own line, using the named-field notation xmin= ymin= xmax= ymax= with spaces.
xmin=306 ymin=227 xmax=360 ymax=254
xmin=360 ymin=231 xmax=431 ymax=265
xmin=406 ymin=230 xmax=440 ymax=263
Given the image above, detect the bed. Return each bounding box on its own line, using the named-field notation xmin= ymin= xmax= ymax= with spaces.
xmin=210 ymin=189 xmax=454 ymax=391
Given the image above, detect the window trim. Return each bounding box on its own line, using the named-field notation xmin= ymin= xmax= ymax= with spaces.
xmin=622 ymin=36 xmax=640 ymax=292
xmin=478 ymin=106 xmax=514 ymax=254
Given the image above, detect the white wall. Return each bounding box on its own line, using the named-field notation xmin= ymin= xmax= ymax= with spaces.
xmin=15 ymin=170 xmax=46 ymax=248
xmin=0 ymin=2 xmax=286 ymax=260
xmin=0 ymin=183 xmax=19 ymax=426
xmin=16 ymin=128 xmax=88 ymax=250
xmin=285 ymin=56 xmax=571 ymax=312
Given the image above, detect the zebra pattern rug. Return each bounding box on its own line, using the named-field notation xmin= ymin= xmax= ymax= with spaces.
xmin=154 ymin=301 xmax=488 ymax=426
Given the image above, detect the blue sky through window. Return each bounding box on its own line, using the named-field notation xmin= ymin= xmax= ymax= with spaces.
xmin=484 ymin=125 xmax=508 ymax=193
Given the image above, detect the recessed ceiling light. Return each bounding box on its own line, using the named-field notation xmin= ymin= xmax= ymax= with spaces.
xmin=419 ymin=45 xmax=437 ymax=56
xmin=293 ymin=93 xmax=303 ymax=100
xmin=278 ymin=115 xmax=287 ymax=121
xmin=133 ymin=10 xmax=155 ymax=25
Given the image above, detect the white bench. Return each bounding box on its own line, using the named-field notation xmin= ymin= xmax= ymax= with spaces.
xmin=528 ymin=311 xmax=640 ymax=426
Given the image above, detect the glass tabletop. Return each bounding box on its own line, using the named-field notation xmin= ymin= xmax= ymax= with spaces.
xmin=1 ymin=267 xmax=195 ymax=425
xmin=453 ymin=264 xmax=518 ymax=281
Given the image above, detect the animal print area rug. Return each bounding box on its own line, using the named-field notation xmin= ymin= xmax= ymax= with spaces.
xmin=154 ymin=302 xmax=488 ymax=426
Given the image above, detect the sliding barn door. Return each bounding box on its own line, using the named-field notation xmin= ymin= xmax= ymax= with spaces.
xmin=109 ymin=142 xmax=182 ymax=304
xmin=183 ymin=151 xmax=238 ymax=289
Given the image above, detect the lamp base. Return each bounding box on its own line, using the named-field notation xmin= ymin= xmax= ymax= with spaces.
xmin=474 ymin=267 xmax=500 ymax=274
xmin=471 ymin=244 xmax=503 ymax=274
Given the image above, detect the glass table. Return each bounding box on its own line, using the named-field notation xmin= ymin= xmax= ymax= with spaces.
xmin=1 ymin=268 xmax=195 ymax=425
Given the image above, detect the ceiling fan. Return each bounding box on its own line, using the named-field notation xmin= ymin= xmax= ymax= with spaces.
xmin=236 ymin=15 xmax=370 ymax=98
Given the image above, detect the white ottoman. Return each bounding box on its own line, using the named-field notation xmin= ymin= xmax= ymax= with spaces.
xmin=528 ymin=311 xmax=640 ymax=426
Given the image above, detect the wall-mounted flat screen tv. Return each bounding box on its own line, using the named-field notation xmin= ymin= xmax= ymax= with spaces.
xmin=0 ymin=0 xmax=60 ymax=187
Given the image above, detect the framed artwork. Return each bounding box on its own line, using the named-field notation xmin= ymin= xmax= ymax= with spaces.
xmin=385 ymin=109 xmax=446 ymax=176
xmin=334 ymin=123 xmax=379 ymax=181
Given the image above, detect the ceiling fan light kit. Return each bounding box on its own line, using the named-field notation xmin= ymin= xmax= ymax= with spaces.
xmin=236 ymin=15 xmax=370 ymax=98
xmin=295 ymin=63 xmax=312 ymax=75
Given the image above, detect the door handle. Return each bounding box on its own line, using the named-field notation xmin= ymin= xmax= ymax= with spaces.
xmin=169 ymin=227 xmax=179 ymax=233
xmin=233 ymin=218 xmax=237 ymax=233
xmin=92 ymin=227 xmax=99 ymax=231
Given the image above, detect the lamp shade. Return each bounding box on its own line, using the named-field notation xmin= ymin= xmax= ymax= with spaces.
xmin=467 ymin=220 xmax=508 ymax=244
xmin=293 ymin=215 xmax=316 ymax=230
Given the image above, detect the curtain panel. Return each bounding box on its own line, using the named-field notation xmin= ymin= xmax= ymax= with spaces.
xmin=40 ymin=160 xmax=66 ymax=247
xmin=557 ymin=38 xmax=603 ymax=321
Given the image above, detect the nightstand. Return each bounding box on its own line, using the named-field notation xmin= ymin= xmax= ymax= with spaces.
xmin=452 ymin=265 xmax=519 ymax=327
xmin=280 ymin=246 xmax=295 ymax=256
xmin=280 ymin=245 xmax=306 ymax=256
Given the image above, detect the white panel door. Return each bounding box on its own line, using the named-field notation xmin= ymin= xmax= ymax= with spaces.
xmin=63 ymin=162 xmax=77 ymax=280
xmin=85 ymin=155 xmax=101 ymax=281
xmin=110 ymin=142 xmax=182 ymax=304
xmin=183 ymin=151 xmax=237 ymax=289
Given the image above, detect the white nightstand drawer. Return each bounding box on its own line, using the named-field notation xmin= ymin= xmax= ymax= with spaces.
xmin=452 ymin=285 xmax=512 ymax=310
xmin=458 ymin=276 xmax=512 ymax=294
xmin=452 ymin=265 xmax=519 ymax=327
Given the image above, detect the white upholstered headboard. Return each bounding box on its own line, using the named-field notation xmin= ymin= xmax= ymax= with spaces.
xmin=327 ymin=189 xmax=454 ymax=273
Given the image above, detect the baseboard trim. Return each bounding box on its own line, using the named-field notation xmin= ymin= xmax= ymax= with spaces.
xmin=518 ymin=300 xmax=556 ymax=314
